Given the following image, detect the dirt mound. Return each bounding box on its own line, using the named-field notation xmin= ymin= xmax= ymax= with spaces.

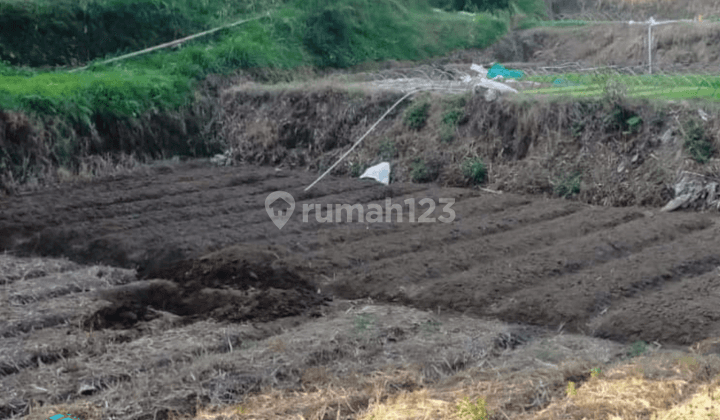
xmin=141 ymin=244 xmax=313 ymax=291
xmin=86 ymin=245 xmax=329 ymax=330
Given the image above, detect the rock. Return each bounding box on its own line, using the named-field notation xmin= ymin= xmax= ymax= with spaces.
xmin=484 ymin=88 xmax=498 ymax=102
xmin=210 ymin=148 xmax=234 ymax=166
xmin=699 ymin=109 xmax=709 ymax=121
xmin=661 ymin=194 xmax=692 ymax=212
xmin=662 ymin=172 xmax=720 ymax=212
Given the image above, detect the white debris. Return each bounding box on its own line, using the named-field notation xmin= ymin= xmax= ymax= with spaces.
xmin=699 ymin=109 xmax=709 ymax=121
xmin=475 ymin=77 xmax=518 ymax=94
xmin=661 ymin=171 xmax=720 ymax=212
xmin=210 ymin=148 xmax=234 ymax=166
xmin=470 ymin=64 xmax=488 ymax=77
xmin=360 ymin=162 xmax=390 ymax=185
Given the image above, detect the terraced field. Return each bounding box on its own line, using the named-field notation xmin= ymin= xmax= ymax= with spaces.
xmin=2 ymin=161 xmax=720 ymax=418
xmin=522 ymin=73 xmax=720 ymax=101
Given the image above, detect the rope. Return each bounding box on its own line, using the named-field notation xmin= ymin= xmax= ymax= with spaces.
xmin=304 ymin=86 xmax=468 ymax=192
xmin=69 ymin=12 xmax=271 ymax=72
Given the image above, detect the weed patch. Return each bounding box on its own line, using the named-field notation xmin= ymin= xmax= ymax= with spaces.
xmin=350 ymin=161 xmax=366 ymax=178
xmin=461 ymin=157 xmax=487 ymax=185
xmin=682 ymin=119 xmax=714 ymax=164
xmin=566 ymin=381 xmax=578 ymax=397
xmin=553 ymin=172 xmax=581 ymax=198
xmin=627 ymin=340 xmax=648 ymax=358
xmin=441 ymin=109 xmax=463 ymax=126
xmin=410 ymin=158 xmax=438 ymax=183
xmin=353 ymin=314 xmax=375 ymax=335
xmin=439 ymin=125 xmax=455 ymax=143
xmin=404 ymin=100 xmax=431 ymax=130
xmin=378 ymin=138 xmax=397 ymax=161
xmin=456 ymin=396 xmax=491 ymax=420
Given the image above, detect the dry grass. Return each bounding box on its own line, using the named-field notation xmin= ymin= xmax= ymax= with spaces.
xmin=609 ymin=0 xmax=720 ymax=19
xmin=218 ymin=81 xmax=720 ymax=208
xmin=7 ymin=253 xmax=720 ymax=420
xmin=173 ymin=352 xmax=720 ymax=420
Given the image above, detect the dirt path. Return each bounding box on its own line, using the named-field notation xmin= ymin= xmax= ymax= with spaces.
xmin=2 ymin=162 xmax=720 ymax=418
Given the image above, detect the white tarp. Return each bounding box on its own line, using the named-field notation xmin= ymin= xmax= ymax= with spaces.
xmin=360 ymin=162 xmax=390 ymax=185
xmin=475 ymin=77 xmax=519 ymax=94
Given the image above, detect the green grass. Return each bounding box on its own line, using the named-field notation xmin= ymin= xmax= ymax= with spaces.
xmin=517 ymin=18 xmax=589 ymax=30
xmin=404 ymin=99 xmax=432 ymax=130
xmin=0 ymin=0 xmax=292 ymax=67
xmin=521 ymin=72 xmax=720 ymax=102
xmin=0 ymin=0 xmax=508 ymax=122
xmin=0 ymin=68 xmax=191 ymax=130
xmin=456 ymin=396 xmax=491 ymax=420
xmin=0 ymin=0 xmax=516 ymax=185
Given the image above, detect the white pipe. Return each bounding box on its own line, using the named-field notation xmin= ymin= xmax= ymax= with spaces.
xmin=648 ymin=21 xmax=652 ymax=75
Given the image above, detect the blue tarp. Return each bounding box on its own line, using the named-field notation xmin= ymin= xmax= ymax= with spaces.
xmin=487 ymin=63 xmax=524 ymax=79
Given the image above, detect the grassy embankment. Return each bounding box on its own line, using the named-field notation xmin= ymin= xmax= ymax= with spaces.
xmin=0 ymin=0 xmax=511 ymax=188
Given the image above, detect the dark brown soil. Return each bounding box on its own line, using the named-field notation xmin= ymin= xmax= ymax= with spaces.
xmin=2 ymin=162 xmax=719 ymax=346
xmin=3 ymin=161 xmax=720 ymax=419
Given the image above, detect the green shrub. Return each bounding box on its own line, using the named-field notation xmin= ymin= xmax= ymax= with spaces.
xmin=625 ymin=115 xmax=642 ymax=134
xmin=683 ymin=119 xmax=714 ymax=164
xmin=442 ymin=109 xmax=463 ymax=126
xmin=404 ymin=100 xmax=431 ymax=130
xmin=378 ymin=139 xmax=397 ymax=160
xmin=410 ymin=158 xmax=438 ymax=183
xmin=604 ymin=103 xmax=638 ymax=133
xmin=553 ymin=172 xmax=581 ymax=198
xmin=462 ymin=157 xmax=486 ymax=184
xmin=627 ymin=340 xmax=648 ymax=358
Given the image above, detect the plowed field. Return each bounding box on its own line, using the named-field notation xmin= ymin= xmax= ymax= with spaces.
xmin=2 ymin=161 xmax=720 ymax=419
